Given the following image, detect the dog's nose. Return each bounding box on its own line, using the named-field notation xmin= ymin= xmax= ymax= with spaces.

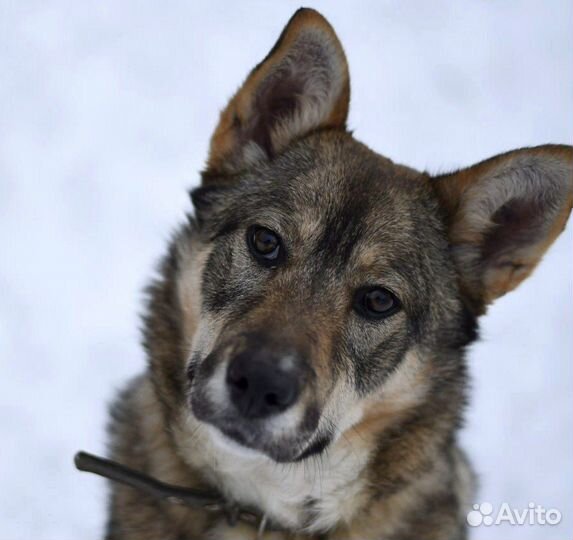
xmin=226 ymin=349 xmax=301 ymax=419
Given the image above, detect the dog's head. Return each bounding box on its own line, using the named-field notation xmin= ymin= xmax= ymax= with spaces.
xmin=172 ymin=9 xmax=573 ymax=463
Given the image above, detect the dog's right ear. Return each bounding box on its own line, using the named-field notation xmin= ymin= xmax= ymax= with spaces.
xmin=203 ymin=8 xmax=350 ymax=178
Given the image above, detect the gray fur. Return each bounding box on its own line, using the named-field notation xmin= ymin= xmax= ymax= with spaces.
xmin=104 ymin=8 xmax=573 ymax=540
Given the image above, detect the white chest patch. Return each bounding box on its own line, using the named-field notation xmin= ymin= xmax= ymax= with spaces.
xmin=175 ymin=419 xmax=371 ymax=533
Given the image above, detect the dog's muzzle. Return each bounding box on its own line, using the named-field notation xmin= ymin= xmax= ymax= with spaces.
xmin=189 ymin=331 xmax=321 ymax=461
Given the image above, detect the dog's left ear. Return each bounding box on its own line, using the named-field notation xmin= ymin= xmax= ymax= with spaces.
xmin=434 ymin=145 xmax=573 ymax=314
xmin=204 ymin=8 xmax=349 ymax=177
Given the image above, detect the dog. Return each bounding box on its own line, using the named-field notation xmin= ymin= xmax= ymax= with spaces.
xmin=104 ymin=8 xmax=573 ymax=540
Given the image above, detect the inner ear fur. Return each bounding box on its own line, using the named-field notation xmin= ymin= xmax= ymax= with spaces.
xmin=434 ymin=145 xmax=573 ymax=313
xmin=205 ymin=8 xmax=350 ymax=177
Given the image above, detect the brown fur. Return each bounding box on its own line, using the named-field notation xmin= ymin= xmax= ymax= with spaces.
xmin=207 ymin=9 xmax=349 ymax=176
xmin=104 ymin=9 xmax=573 ymax=540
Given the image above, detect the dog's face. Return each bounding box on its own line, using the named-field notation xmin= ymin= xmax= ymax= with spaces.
xmin=186 ymin=136 xmax=464 ymax=462
xmin=176 ymin=9 xmax=573 ymax=463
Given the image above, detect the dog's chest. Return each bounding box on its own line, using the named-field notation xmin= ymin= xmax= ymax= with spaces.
xmin=182 ymin=426 xmax=370 ymax=532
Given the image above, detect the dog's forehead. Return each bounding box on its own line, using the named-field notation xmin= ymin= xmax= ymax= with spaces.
xmin=253 ymin=133 xmax=434 ymax=265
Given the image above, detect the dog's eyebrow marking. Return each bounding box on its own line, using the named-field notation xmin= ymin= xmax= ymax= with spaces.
xmin=210 ymin=218 xmax=240 ymax=241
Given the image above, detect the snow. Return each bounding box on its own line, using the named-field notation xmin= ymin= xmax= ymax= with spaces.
xmin=0 ymin=2 xmax=571 ymax=539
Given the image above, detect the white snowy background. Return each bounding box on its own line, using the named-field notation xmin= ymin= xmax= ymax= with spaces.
xmin=1 ymin=2 xmax=571 ymax=539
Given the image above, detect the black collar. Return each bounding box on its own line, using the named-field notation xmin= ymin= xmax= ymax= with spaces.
xmin=74 ymin=451 xmax=286 ymax=536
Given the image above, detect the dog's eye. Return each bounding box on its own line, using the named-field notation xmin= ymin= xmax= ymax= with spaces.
xmin=354 ymin=286 xmax=401 ymax=319
xmin=247 ymin=225 xmax=283 ymax=267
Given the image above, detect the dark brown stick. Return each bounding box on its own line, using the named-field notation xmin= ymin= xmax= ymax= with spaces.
xmin=74 ymin=451 xmax=225 ymax=509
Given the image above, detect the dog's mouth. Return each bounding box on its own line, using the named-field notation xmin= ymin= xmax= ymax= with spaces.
xmin=190 ymin=384 xmax=329 ymax=463
xmin=211 ymin=419 xmax=332 ymax=463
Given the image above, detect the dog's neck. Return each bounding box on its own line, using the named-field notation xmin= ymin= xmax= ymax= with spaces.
xmin=174 ymin=415 xmax=372 ymax=534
